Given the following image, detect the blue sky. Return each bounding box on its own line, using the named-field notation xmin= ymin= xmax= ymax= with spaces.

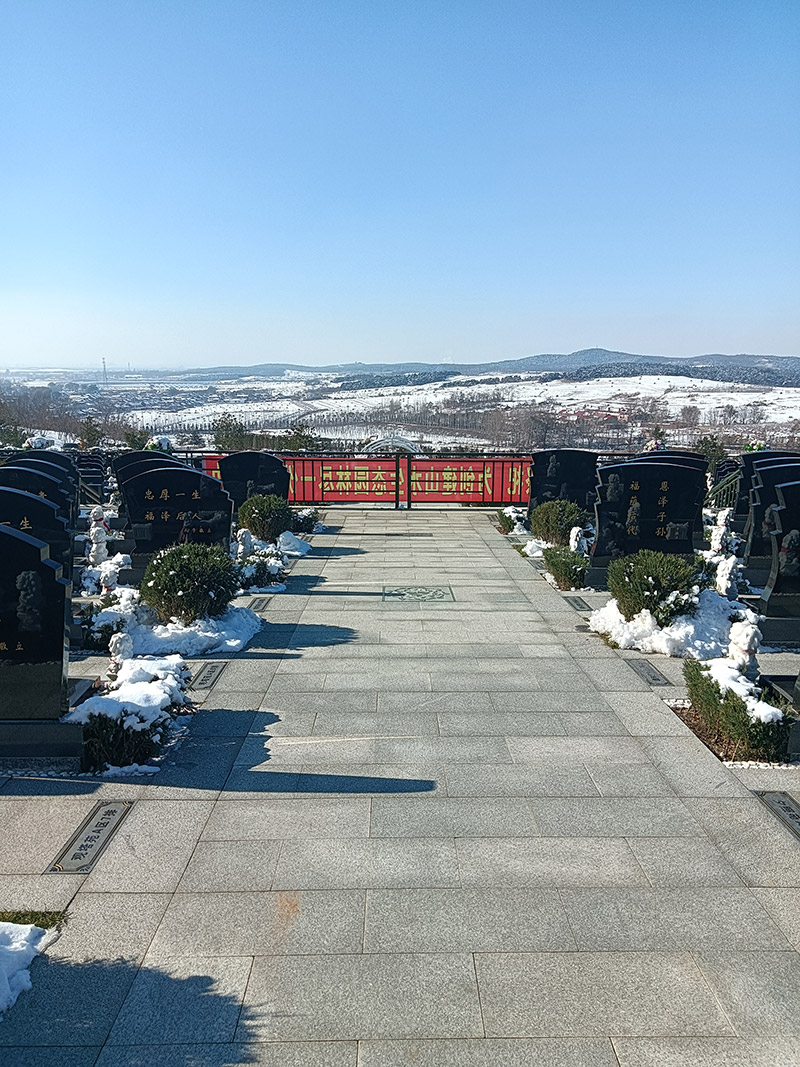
xmin=2 ymin=1 xmax=798 ymax=369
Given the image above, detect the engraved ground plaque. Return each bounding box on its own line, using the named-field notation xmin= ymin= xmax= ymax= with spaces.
xmin=383 ymin=532 xmax=433 ymax=538
xmin=628 ymin=660 xmax=672 ymax=686
xmin=249 ymin=596 xmax=272 ymax=612
xmin=564 ymin=596 xmax=590 ymax=611
xmin=382 ymin=585 xmax=455 ymax=602
xmin=574 ymin=623 xmax=590 ymax=632
xmin=189 ymin=661 xmax=227 ymax=690
xmin=755 ymin=791 xmax=800 ymax=841
xmin=527 ymin=559 xmax=545 ymax=571
xmin=47 ymin=800 xmax=134 ymax=873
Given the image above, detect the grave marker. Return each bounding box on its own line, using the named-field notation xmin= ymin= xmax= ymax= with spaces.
xmin=218 ymin=451 xmax=291 ymax=510
xmin=529 ymin=449 xmax=598 ymax=511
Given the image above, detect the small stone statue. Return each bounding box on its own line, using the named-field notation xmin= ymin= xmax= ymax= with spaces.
xmin=107 ymin=631 xmax=133 ymax=680
xmin=88 ymin=524 xmax=109 ymax=566
xmin=236 ymin=527 xmax=253 ymax=560
xmin=728 ymin=618 xmax=761 ymax=681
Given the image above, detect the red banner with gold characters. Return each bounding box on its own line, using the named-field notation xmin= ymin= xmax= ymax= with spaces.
xmin=201 ymin=455 xmax=530 ymax=506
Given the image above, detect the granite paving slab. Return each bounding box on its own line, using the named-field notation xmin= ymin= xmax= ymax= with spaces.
xmin=5 ymin=507 xmax=800 ymax=1061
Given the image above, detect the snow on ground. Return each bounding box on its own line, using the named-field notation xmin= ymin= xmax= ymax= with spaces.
xmin=522 ymin=537 xmax=553 ymax=558
xmin=125 ymin=369 xmax=800 ymax=434
xmin=589 ymin=587 xmax=758 ymax=659
xmin=63 ymin=655 xmax=190 ymax=730
xmin=91 ymin=589 xmax=263 ymax=656
xmin=0 ymin=923 xmax=57 ymax=1018
xmin=277 ymin=531 xmax=311 ymax=556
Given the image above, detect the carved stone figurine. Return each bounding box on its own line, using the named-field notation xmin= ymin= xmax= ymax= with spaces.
xmin=107 ymin=631 xmax=134 ymax=680
xmin=236 ymin=527 xmax=254 ymax=560
xmin=727 ymin=618 xmax=761 ymax=681
xmin=88 ymin=524 xmax=109 ymax=566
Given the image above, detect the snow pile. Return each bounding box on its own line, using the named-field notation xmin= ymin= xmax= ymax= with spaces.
xmin=501 ymin=506 xmax=529 ymax=535
xmin=81 ymin=553 xmax=131 ymax=595
xmin=522 ymin=537 xmax=553 ymax=559
xmin=277 ymin=530 xmax=311 ymax=556
xmin=0 ymin=922 xmax=56 ymax=1018
xmin=63 ymin=655 xmax=190 ymax=731
xmin=91 ymin=588 xmax=263 ymax=656
xmin=703 ymin=658 xmax=784 ymax=724
xmin=589 ymin=587 xmax=761 ymax=659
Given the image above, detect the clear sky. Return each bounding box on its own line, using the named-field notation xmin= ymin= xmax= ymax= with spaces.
xmin=2 ymin=0 xmax=798 ymax=370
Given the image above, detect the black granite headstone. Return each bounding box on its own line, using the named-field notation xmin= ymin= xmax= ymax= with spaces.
xmin=218 ymin=451 xmax=291 ymax=511
xmin=121 ymin=466 xmax=233 ymax=551
xmin=591 ymin=461 xmax=706 ymax=564
xmin=112 ymin=450 xmax=185 ymax=480
xmin=0 ymin=525 xmax=71 ymax=722
xmin=529 ymin=449 xmax=598 ymax=512
xmin=2 ymin=457 xmax=79 ymax=526
xmin=0 ymin=466 xmax=73 ymax=525
xmin=745 ymin=459 xmax=800 ymax=563
xmin=735 ymin=451 xmax=800 ymax=518
xmin=7 ymin=449 xmax=79 ymax=480
xmin=0 ymin=488 xmax=73 ymax=582
xmin=758 ymin=481 xmax=800 ymax=620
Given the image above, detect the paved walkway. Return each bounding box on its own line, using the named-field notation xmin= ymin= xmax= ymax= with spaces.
xmin=2 ymin=508 xmax=800 ymax=1066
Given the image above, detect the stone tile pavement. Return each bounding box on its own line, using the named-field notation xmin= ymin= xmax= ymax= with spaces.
xmin=2 ymin=507 xmax=800 ymax=1066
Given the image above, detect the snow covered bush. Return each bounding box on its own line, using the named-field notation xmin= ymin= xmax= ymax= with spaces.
xmin=64 ymin=655 xmax=191 ymax=771
xmin=529 ymin=500 xmax=587 ymax=547
xmin=235 ymin=545 xmax=287 ymax=590
xmin=683 ymin=658 xmax=790 ymax=762
xmin=292 ymin=507 xmax=320 ymax=534
xmin=542 ymin=546 xmax=588 ymax=590
xmin=607 ymin=550 xmax=706 ymax=628
xmin=141 ymin=543 xmax=238 ymax=624
xmin=238 ymin=494 xmax=293 ymax=542
xmin=496 ymin=509 xmax=516 ymax=533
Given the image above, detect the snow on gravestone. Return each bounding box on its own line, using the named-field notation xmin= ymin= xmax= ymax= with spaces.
xmin=218 ymin=451 xmax=291 ymax=511
xmin=529 ymin=449 xmax=598 ymax=511
xmin=120 ymin=466 xmax=233 ymax=552
xmin=591 ymin=461 xmax=707 ymax=564
xmin=0 ymin=525 xmax=76 ymax=758
xmin=0 ymin=488 xmax=73 ymax=583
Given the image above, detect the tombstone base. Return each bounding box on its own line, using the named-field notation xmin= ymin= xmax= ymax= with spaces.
xmin=755 ymin=616 xmax=800 ymax=645
xmin=0 ymin=720 xmax=84 ymax=760
xmin=585 ymin=566 xmax=608 ymax=591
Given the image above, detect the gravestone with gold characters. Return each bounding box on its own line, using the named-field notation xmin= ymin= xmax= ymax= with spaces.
xmin=120 ymin=465 xmax=233 ymax=553
xmin=0 ymin=487 xmax=73 ymax=582
xmin=590 ymin=460 xmax=707 ymax=569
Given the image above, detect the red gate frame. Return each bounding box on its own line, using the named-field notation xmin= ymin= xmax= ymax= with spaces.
xmin=201 ymin=454 xmax=531 ymax=507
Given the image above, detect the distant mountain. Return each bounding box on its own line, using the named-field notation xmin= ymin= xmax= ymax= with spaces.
xmin=156 ymin=349 xmax=800 ymax=388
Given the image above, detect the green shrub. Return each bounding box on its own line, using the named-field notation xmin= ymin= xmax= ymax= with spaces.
xmin=141 ymin=543 xmax=237 ymax=623
xmin=607 ymin=549 xmax=702 ymax=627
xmin=292 ymin=507 xmax=320 ymax=534
xmin=529 ymin=500 xmax=587 ymax=546
xmin=683 ymin=659 xmax=790 ymax=762
xmin=82 ymin=712 xmax=164 ymax=771
xmin=543 ymin=546 xmax=588 ymax=590
xmin=238 ymin=494 xmax=293 ymax=542
xmin=496 ymin=509 xmax=516 ymax=533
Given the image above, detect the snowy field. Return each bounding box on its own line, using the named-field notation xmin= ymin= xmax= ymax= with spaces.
xmin=124 ymin=371 xmax=800 ymax=430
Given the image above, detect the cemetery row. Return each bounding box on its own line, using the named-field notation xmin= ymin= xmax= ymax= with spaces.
xmin=524 ymin=445 xmax=800 ymax=719
xmin=0 ymin=447 xmax=301 ymax=766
